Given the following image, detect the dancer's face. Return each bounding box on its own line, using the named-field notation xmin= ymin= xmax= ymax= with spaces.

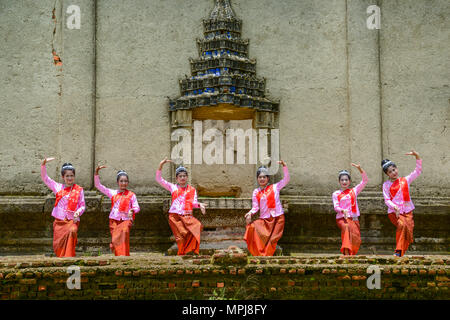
xmin=117 ymin=176 xmax=129 ymax=191
xmin=386 ymin=165 xmax=399 ymax=180
xmin=62 ymin=171 xmax=75 ymax=186
xmin=339 ymin=175 xmax=351 ymax=189
xmin=258 ymin=174 xmax=269 ymax=187
xmin=176 ymin=173 xmax=188 ymax=186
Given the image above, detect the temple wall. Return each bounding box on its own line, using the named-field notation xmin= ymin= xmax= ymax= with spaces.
xmin=0 ymin=0 xmax=448 ymax=197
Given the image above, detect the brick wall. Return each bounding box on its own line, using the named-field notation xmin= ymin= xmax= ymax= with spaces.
xmin=1 ymin=251 xmax=448 ymax=300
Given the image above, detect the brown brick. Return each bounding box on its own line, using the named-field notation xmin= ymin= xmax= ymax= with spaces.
xmin=436 ymin=276 xmax=449 ymax=282
xmin=217 ymin=282 xmax=224 ymax=288
xmin=98 ymin=260 xmax=108 ymax=266
xmin=5 ymin=273 xmax=15 ymax=280
xmin=19 ymin=279 xmax=36 ymax=285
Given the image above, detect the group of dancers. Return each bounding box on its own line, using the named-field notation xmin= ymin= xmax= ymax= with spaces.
xmin=39 ymin=149 xmax=422 ymax=258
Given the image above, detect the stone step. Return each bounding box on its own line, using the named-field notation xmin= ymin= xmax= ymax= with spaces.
xmin=166 ymin=241 xmax=283 ymax=256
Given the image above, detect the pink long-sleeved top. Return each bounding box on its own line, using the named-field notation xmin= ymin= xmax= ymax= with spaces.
xmin=382 ymin=159 xmax=422 ymax=215
xmin=249 ymin=166 xmax=290 ymax=219
xmin=155 ymin=170 xmax=200 ymax=215
xmin=94 ymin=175 xmax=140 ymax=221
xmin=40 ymin=165 xmax=86 ymax=220
xmin=332 ymin=172 xmax=368 ymax=219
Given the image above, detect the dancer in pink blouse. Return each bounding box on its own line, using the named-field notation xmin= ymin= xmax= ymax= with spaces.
xmin=332 ymin=163 xmax=368 ymax=255
xmin=382 ymin=150 xmax=422 ymax=257
xmin=156 ymin=158 xmax=207 ymax=255
xmin=95 ymin=165 xmax=140 ymax=256
xmin=244 ymin=161 xmax=290 ymax=256
xmin=40 ymin=157 xmax=85 ymax=257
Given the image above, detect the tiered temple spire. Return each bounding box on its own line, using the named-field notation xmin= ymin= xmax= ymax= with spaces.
xmin=169 ymin=0 xmax=279 ymax=113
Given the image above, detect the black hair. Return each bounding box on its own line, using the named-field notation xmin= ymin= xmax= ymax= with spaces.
xmin=116 ymin=170 xmax=129 ymax=182
xmin=175 ymin=166 xmax=188 ymax=177
xmin=61 ymin=163 xmax=75 ymax=176
xmin=338 ymin=171 xmax=351 ymax=181
xmin=381 ymin=159 xmax=397 ymax=174
xmin=256 ymin=166 xmax=270 ymax=179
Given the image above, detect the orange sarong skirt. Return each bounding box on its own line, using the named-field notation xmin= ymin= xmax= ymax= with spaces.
xmin=168 ymin=213 xmax=203 ymax=255
xmin=109 ymin=219 xmax=133 ymax=256
xmin=244 ymin=215 xmax=285 ymax=256
xmin=336 ymin=217 xmax=361 ymax=255
xmin=53 ymin=218 xmax=79 ymax=257
xmin=388 ymin=211 xmax=414 ymax=256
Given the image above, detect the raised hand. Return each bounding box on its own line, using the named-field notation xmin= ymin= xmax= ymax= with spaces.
xmin=95 ymin=165 xmax=107 ymax=175
xmin=405 ymin=150 xmax=420 ymax=160
xmin=158 ymin=157 xmax=173 ymax=170
xmin=277 ymin=160 xmax=287 ymax=167
xmin=41 ymin=157 xmax=55 ymax=166
xmin=351 ymin=163 xmax=364 ymax=173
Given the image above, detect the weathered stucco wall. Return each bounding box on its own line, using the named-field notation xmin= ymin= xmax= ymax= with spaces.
xmin=0 ymin=0 xmax=449 ymax=197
